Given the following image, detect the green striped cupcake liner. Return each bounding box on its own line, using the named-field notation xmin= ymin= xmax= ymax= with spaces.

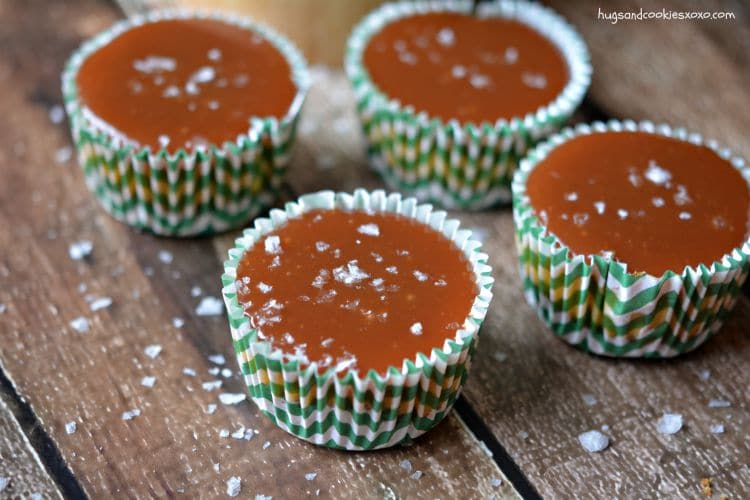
xmin=221 ymin=189 xmax=494 ymax=450
xmin=512 ymin=120 xmax=750 ymax=357
xmin=61 ymin=10 xmax=309 ymax=237
xmin=344 ymin=0 xmax=591 ymax=210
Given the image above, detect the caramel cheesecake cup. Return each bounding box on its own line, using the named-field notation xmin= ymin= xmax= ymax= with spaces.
xmin=221 ymin=189 xmax=493 ymax=449
xmin=345 ymin=0 xmax=590 ymax=210
xmin=512 ymin=120 xmax=750 ymax=357
xmin=62 ymin=11 xmax=309 ymax=236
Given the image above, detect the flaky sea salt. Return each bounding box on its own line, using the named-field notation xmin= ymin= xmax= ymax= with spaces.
xmin=133 ymin=56 xmax=176 ymax=73
xmin=413 ymin=270 xmax=428 ymax=282
xmin=202 ymin=380 xmax=223 ymax=392
xmin=564 ymin=192 xmax=578 ymax=201
xmin=158 ymin=250 xmax=173 ymax=264
xmin=0 ymin=304 xmax=6 ymax=314
xmin=89 ymin=297 xmax=112 ymax=312
xmin=264 ymin=235 xmax=282 ymax=254
xmin=208 ymin=354 xmax=226 ymax=365
xmin=451 ymin=64 xmax=467 ymax=79
xmin=144 ymin=344 xmax=162 ymax=359
xmin=644 ymin=161 xmax=672 ymax=185
xmin=522 ymin=72 xmax=547 ymax=89
xmin=196 ymin=296 xmax=223 ymax=316
xmin=710 ymin=424 xmax=725 ymax=434
xmin=436 ymin=27 xmax=455 ymax=46
xmin=333 ymin=261 xmax=369 ymax=285
xmin=65 ymin=421 xmax=77 ymax=434
xmin=69 ymin=240 xmax=93 ymax=260
xmin=578 ymin=430 xmax=609 ymax=452
xmin=679 ymin=211 xmax=692 ymax=220
xmin=593 ymin=201 xmax=606 ymax=215
xmin=656 ymin=413 xmax=683 ymax=434
xmin=410 ymin=322 xmax=423 ymax=336
xmin=0 ymin=477 xmax=8 ymax=492
xmin=357 ymin=223 xmax=380 ymax=237
xmin=315 ymin=241 xmax=330 ymax=252
xmin=410 ymin=471 xmax=423 ymax=480
xmin=263 ymin=441 xmax=271 ymax=449
xmin=469 ymin=74 xmax=490 ymax=89
xmin=172 ymin=317 xmax=185 ymax=329
xmin=207 ymin=48 xmax=222 ymax=61
xmin=504 ymin=46 xmax=518 ymax=64
xmin=69 ymin=316 xmax=89 ymax=333
xmin=205 ymin=404 xmax=217 ymax=415
xmin=55 ymin=146 xmax=72 ymax=164
xmin=491 ymin=478 xmax=503 ymax=487
xmin=305 ymin=473 xmax=317 ymax=481
xmin=49 ymin=105 xmax=65 ymax=124
xmin=257 ymin=282 xmax=272 ymax=293
xmin=122 ymin=408 xmax=141 ymax=420
xmin=399 ymin=459 xmax=412 ymax=471
xmin=582 ymin=394 xmax=597 ymax=406
xmin=226 ymin=476 xmax=241 ymax=497
xmin=617 ymin=209 xmax=629 ymax=220
xmin=183 ymin=367 xmax=196 ymax=377
xmin=652 ymin=197 xmax=666 ymax=207
xmin=698 ymin=369 xmax=711 ymax=381
xmin=219 ymin=393 xmax=246 ymax=405
xmin=708 ymin=399 xmax=731 ymax=408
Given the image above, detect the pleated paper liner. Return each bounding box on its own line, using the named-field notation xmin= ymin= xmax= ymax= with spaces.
xmin=512 ymin=120 xmax=750 ymax=357
xmin=221 ymin=189 xmax=494 ymax=450
xmin=62 ymin=10 xmax=310 ymax=237
xmin=345 ymin=0 xmax=591 ymax=210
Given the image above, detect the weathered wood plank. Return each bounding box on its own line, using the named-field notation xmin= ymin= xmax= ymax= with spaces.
xmin=0 ymin=1 xmax=515 ymax=498
xmin=0 ymin=392 xmax=63 ymax=499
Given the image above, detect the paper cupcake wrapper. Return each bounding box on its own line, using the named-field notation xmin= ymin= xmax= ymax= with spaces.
xmin=512 ymin=120 xmax=750 ymax=358
xmin=61 ymin=10 xmax=310 ymax=236
xmin=221 ymin=189 xmax=494 ymax=450
xmin=344 ymin=0 xmax=591 ymax=210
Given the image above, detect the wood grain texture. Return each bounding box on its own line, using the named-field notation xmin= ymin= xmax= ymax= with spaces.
xmin=0 ymin=394 xmax=63 ymax=499
xmin=0 ymin=1 xmax=515 ymax=498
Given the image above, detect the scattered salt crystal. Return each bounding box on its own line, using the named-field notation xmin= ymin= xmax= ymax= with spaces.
xmin=208 ymin=354 xmax=226 ymax=365
xmin=231 ymin=427 xmax=246 ymax=439
xmin=399 ymin=459 xmax=412 ymax=471
xmin=504 ymin=46 xmax=518 ymax=64
xmin=202 ymin=380 xmax=222 ymax=392
xmin=582 ymin=394 xmax=597 ymax=406
xmin=413 ymin=270 xmax=428 ymax=282
xmin=172 ymin=317 xmax=185 ymax=329
xmin=357 ymin=223 xmax=380 ymax=237
xmin=144 ymin=344 xmax=162 ymax=359
xmin=188 ymin=66 xmax=215 ymax=88
xmin=221 ymin=368 xmax=232 ymax=378
xmin=410 ymin=322 xmax=423 ymax=336
xmin=191 ymin=286 xmax=203 ymax=297
xmin=0 ymin=304 xmax=6 ymax=314
xmin=55 ymin=146 xmax=72 ymax=164
xmin=255 ymin=495 xmax=272 ymax=500
xmin=205 ymin=404 xmax=217 ymax=415
xmin=133 ymin=56 xmax=176 ymax=73
xmin=69 ymin=240 xmax=93 ymax=260
xmin=208 ymin=100 xmax=219 ymax=110
xmin=386 ymin=266 xmax=398 ymax=274
xmin=49 ymin=105 xmax=65 ymax=124
xmin=710 ymin=423 xmax=725 ymax=434
xmin=410 ymin=471 xmax=423 ymax=480
xmin=183 ymin=367 xmax=196 ymax=377
xmin=593 ymin=201 xmax=606 ymax=215
xmin=573 ymin=213 xmax=589 ymax=226
xmin=89 ymin=297 xmax=112 ymax=312
xmin=196 ymin=296 xmax=224 ymax=316
xmin=315 ymin=241 xmax=330 ymax=252
xmin=656 ymin=413 xmax=683 ymax=434
xmin=617 ymin=209 xmax=629 ymax=220
xmin=0 ymin=477 xmax=8 ymax=492
xmin=518 ymin=431 xmax=529 ymax=440
xmin=564 ymin=192 xmax=578 ymax=201
xmin=321 ymin=338 xmax=334 ymax=348
xmin=163 ymin=85 xmax=180 ymax=98
xmin=436 ymin=27 xmax=455 ymax=46
xmin=644 ymin=160 xmax=672 ymax=185
xmin=333 ymin=261 xmax=369 ymax=285
xmin=264 ymin=235 xmax=282 ymax=255
xmin=65 ymin=421 xmax=77 ymax=434
xmin=69 ymin=316 xmax=89 ymax=333
xmin=157 ymin=135 xmax=170 ymax=149
xmin=678 ymin=211 xmax=692 ymax=220
xmin=257 ymin=282 xmax=272 ymax=293
xmin=141 ymin=376 xmax=156 ymax=388
xmin=652 ymin=197 xmax=665 ymax=207
xmin=451 ymin=64 xmax=467 ymax=78
xmin=578 ymin=430 xmax=609 ymax=452
xmin=121 ymin=408 xmax=141 ymax=420
xmin=305 ymin=473 xmax=317 ymax=481
xmin=219 ymin=393 xmax=246 ymax=405
xmin=207 ymin=48 xmax=222 ymax=61
xmin=491 ymin=478 xmax=503 ymax=487
xmin=263 ymin=441 xmax=271 ymax=449
xmin=209 ymin=367 xmax=220 ymax=376
xmin=698 ymin=369 xmax=711 ymax=381
xmin=158 ymin=250 xmax=173 ymax=264
xmin=522 ymin=72 xmax=547 ymax=89
xmin=226 ymin=476 xmax=241 ymax=497
xmin=708 ymin=399 xmax=731 ymax=408
xmin=469 ymin=74 xmax=491 ymax=89
xmin=219 ymin=429 xmax=230 ymax=438
xmin=674 ymin=184 xmax=691 ymax=205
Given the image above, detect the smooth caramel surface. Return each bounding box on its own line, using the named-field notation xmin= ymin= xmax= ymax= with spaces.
xmin=76 ymin=18 xmax=297 ymax=151
xmin=526 ymin=131 xmax=750 ymax=276
xmin=235 ymin=209 xmax=477 ymax=374
xmin=363 ymin=12 xmax=568 ymax=124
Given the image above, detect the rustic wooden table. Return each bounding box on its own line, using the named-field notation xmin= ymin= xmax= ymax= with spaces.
xmin=1 ymin=0 xmax=749 ymax=498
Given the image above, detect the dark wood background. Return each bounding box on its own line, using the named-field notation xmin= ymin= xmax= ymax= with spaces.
xmin=0 ymin=0 xmax=748 ymax=498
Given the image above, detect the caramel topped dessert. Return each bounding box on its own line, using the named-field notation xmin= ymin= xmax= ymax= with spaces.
xmin=76 ymin=18 xmax=297 ymax=151
xmin=235 ymin=210 xmax=478 ymax=374
xmin=363 ymin=12 xmax=568 ymax=124
xmin=526 ymin=131 xmax=750 ymax=276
